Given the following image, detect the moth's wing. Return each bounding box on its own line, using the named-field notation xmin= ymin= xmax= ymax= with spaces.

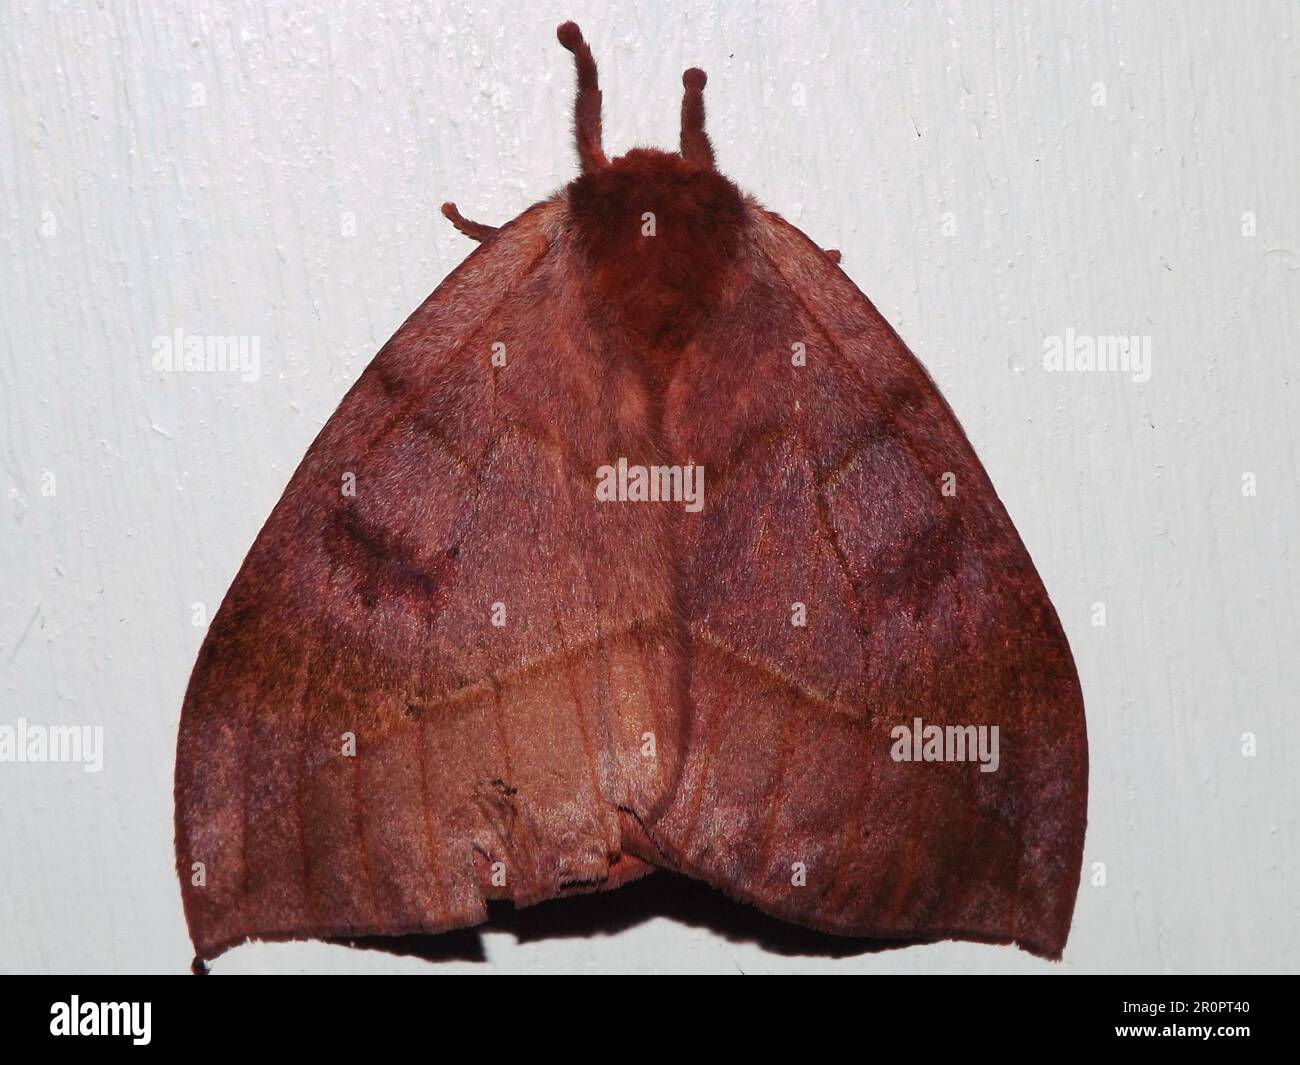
xmin=175 ymin=200 xmax=683 ymax=962
xmin=650 ymin=209 xmax=1087 ymax=958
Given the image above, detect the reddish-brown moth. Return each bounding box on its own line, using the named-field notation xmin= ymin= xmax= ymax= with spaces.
xmin=175 ymin=22 xmax=1087 ymax=969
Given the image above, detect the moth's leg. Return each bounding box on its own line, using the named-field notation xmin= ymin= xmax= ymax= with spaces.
xmin=441 ymin=201 xmax=499 ymax=242
xmin=824 ymin=248 xmax=842 ymax=264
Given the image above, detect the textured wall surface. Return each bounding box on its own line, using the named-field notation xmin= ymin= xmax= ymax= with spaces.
xmin=2 ymin=0 xmax=1297 ymax=974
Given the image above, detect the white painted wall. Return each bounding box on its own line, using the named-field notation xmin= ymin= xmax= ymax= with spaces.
xmin=2 ymin=0 xmax=1297 ymax=975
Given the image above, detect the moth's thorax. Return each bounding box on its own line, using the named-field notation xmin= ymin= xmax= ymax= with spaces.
xmin=567 ymin=149 xmax=747 ymax=365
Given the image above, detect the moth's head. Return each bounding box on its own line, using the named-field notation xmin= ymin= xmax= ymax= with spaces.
xmin=554 ymin=22 xmax=747 ymax=351
xmin=566 ymin=147 xmax=744 ymax=249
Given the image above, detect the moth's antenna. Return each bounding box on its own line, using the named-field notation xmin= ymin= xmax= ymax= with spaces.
xmin=441 ymin=201 xmax=498 ymax=242
xmin=680 ymin=68 xmax=715 ymax=168
xmin=557 ymin=21 xmax=607 ymax=173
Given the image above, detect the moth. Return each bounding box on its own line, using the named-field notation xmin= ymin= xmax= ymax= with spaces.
xmin=175 ymin=22 xmax=1087 ymax=969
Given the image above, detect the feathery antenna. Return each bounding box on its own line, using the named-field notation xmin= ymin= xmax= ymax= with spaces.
xmin=556 ymin=22 xmax=607 ymax=173
xmin=680 ymin=68 xmax=715 ymax=168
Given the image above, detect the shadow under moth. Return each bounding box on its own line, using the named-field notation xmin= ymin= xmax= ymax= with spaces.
xmin=175 ymin=22 xmax=1088 ymax=969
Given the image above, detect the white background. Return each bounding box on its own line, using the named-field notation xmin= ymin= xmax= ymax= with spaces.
xmin=2 ymin=0 xmax=1297 ymax=974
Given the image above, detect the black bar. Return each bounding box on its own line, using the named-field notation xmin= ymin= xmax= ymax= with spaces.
xmin=0 ymin=976 xmax=1283 ymax=1052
